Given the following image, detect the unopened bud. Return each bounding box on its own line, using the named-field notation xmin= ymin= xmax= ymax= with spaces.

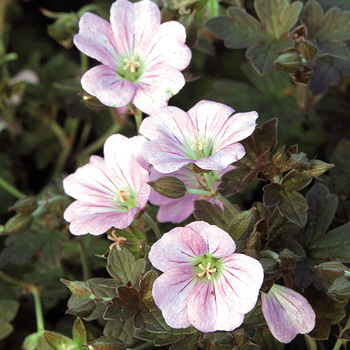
xmin=315 ymin=261 xmax=350 ymax=282
xmin=4 ymin=213 xmax=33 ymax=235
xmin=41 ymin=9 xmax=79 ymax=48
xmin=272 ymin=146 xmax=287 ymax=168
xmin=275 ymin=52 xmax=303 ymax=73
xmin=61 ymin=279 xmax=94 ymax=298
xmin=10 ymin=197 xmax=38 ymax=215
xmin=79 ymin=93 xmax=107 ymax=111
xmin=148 ymin=176 xmax=186 ymax=199
xmin=305 ymin=160 xmax=334 ymax=177
xmin=328 ymin=277 xmax=350 ymax=301
xmin=299 ymin=40 xmax=317 ymax=61
xmin=86 ymin=335 xmax=126 ymax=350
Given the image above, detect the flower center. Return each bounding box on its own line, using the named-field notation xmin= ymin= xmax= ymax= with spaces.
xmin=191 ymin=137 xmax=208 ymax=152
xmin=113 ymin=187 xmax=138 ymax=212
xmin=193 ymin=253 xmax=222 ymax=281
xmin=123 ymin=56 xmax=140 ymax=73
xmin=185 ymin=135 xmax=214 ymax=161
xmin=117 ymin=51 xmax=144 ymax=83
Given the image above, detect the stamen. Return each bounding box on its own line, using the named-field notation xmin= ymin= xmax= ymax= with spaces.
xmin=191 ymin=137 xmax=208 ymax=151
xmin=197 ymin=262 xmax=217 ymax=280
xmin=108 ymin=230 xmax=127 ymax=251
xmin=114 ymin=188 xmax=128 ymax=202
xmin=123 ymin=56 xmax=140 ymax=73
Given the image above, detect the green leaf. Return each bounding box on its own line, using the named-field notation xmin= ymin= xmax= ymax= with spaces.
xmin=263 ymin=183 xmax=283 ymax=207
xmin=227 ymin=208 xmax=259 ymax=242
xmin=0 ymin=300 xmax=19 ymax=340
xmin=296 ymin=183 xmax=338 ymax=247
xmin=42 ymin=331 xmax=75 ymax=350
xmin=66 ymin=295 xmax=96 ymax=318
xmin=104 ymin=287 xmax=140 ymax=321
xmin=107 ymin=247 xmax=135 ymax=284
xmin=72 ymin=318 xmax=87 ymax=348
xmin=246 ymin=34 xmax=294 ymax=73
xmin=281 ymin=170 xmax=312 ymax=191
xmin=86 ymin=336 xmax=126 ymax=350
xmin=193 ymin=200 xmax=227 ymax=230
xmin=269 ymin=207 xmax=300 ymax=240
xmin=139 ymin=270 xmax=158 ymax=301
xmin=170 ymin=332 xmax=200 ymax=350
xmin=206 ymin=9 xmax=268 ymax=48
xmin=303 ymin=1 xmax=350 ymax=58
xmin=104 ymin=319 xmax=135 ymax=345
xmin=309 ymin=222 xmax=350 ymax=262
xmin=278 ymin=188 xmax=308 ymax=227
xmin=131 ymin=259 xmax=146 ymax=286
xmin=255 ymin=0 xmax=303 ymax=39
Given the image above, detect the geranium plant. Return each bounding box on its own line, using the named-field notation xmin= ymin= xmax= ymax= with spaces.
xmin=0 ymin=0 xmax=350 ymax=349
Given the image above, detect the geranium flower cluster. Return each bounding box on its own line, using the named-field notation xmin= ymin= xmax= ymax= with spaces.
xmin=63 ymin=0 xmax=316 ymax=342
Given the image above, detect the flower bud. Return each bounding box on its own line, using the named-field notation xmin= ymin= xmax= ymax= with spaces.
xmin=305 ymin=160 xmax=334 ymax=177
xmin=41 ymin=9 xmax=79 ymax=48
xmin=61 ymin=279 xmax=94 ymax=299
xmin=272 ymin=146 xmax=287 ymax=168
xmin=299 ymin=40 xmax=317 ymax=62
xmin=4 ymin=213 xmax=33 ymax=235
xmin=86 ymin=336 xmax=126 ymax=350
xmin=275 ymin=52 xmax=303 ymax=73
xmin=148 ymin=176 xmax=186 ymax=199
xmin=10 ymin=197 xmax=38 ymax=215
xmin=328 ymin=277 xmax=350 ymax=301
xmin=79 ymin=93 xmax=108 ymax=111
xmin=315 ymin=261 xmax=349 ymax=282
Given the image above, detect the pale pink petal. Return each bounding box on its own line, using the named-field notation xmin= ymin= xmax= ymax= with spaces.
xmin=133 ymin=67 xmax=186 ymax=114
xmin=261 ymin=285 xmax=316 ymax=344
xmin=188 ymin=100 xmax=235 ymax=140
xmin=144 ymin=21 xmax=192 ymax=70
xmin=74 ymin=12 xmax=118 ymax=68
xmin=149 ymin=226 xmax=206 ymax=271
xmin=81 ymin=65 xmax=135 ymax=107
xmin=187 ymin=221 xmax=236 ymax=257
xmin=155 ymin=194 xmax=197 ymax=223
xmin=218 ymin=112 xmax=258 ymax=149
xmin=10 ymin=70 xmax=39 ymax=85
xmin=140 ymin=106 xmax=195 ymax=141
xmin=63 ymin=156 xmax=119 ymax=204
xmin=152 ymin=266 xmax=195 ymax=329
xmin=195 ymin=143 xmax=246 ymax=170
xmin=110 ymin=0 xmax=160 ymax=57
xmin=187 ymin=280 xmax=244 ymax=332
xmin=219 ymin=254 xmax=264 ymax=313
xmin=64 ymin=201 xmax=137 ymax=235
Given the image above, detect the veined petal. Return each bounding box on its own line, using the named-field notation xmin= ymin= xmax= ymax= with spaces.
xmin=261 ymin=285 xmax=316 ymax=344
xmin=63 ymin=155 xmax=120 ymax=203
xmin=218 ymin=112 xmax=258 ymax=150
xmin=81 ymin=65 xmax=135 ymax=108
xmin=133 ymin=67 xmax=186 ymax=114
xmin=187 ymin=100 xmax=235 ymax=141
xmin=64 ymin=201 xmax=137 ymax=235
xmin=110 ymin=0 xmax=160 ymax=57
xmin=187 ymin=221 xmax=236 ymax=257
xmin=195 ymin=143 xmax=246 ymax=171
xmin=149 ymin=226 xmax=206 ymax=271
xmin=144 ymin=21 xmax=192 ymax=70
xmin=73 ymin=12 xmax=118 ymax=68
xmin=219 ymin=254 xmax=264 ymax=313
xmin=187 ymin=280 xmax=245 ymax=332
xmin=152 ymin=266 xmax=195 ymax=329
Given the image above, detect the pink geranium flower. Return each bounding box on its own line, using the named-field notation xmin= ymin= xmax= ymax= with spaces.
xmin=149 ymin=166 xmax=232 ymax=223
xmin=261 ymin=284 xmax=316 ymax=343
xmin=73 ymin=0 xmax=191 ymax=114
xmin=140 ymin=100 xmax=258 ymax=173
xmin=63 ymin=134 xmax=150 ymax=235
xmin=149 ymin=221 xmax=264 ymax=332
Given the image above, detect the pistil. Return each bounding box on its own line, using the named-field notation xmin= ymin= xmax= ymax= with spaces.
xmin=123 ymin=56 xmax=140 ymax=73
xmin=197 ymin=262 xmax=217 ymax=280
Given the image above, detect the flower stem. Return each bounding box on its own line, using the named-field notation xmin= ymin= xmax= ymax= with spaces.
xmin=77 ymin=122 xmax=122 ymax=158
xmin=32 ymin=195 xmax=69 ymax=217
xmin=78 ymin=239 xmax=91 ymax=280
xmin=186 ymin=188 xmax=212 ymax=196
xmin=80 ymin=52 xmax=89 ymax=72
xmin=143 ymin=212 xmax=162 ymax=240
xmin=31 ymin=286 xmax=45 ymax=332
xmin=333 ymin=315 xmax=350 ymax=350
xmin=133 ymin=107 xmax=143 ymax=134
xmin=216 ymin=193 xmax=240 ymax=216
xmin=0 ymin=175 xmax=26 ymax=199
xmin=304 ymin=334 xmax=317 ymax=350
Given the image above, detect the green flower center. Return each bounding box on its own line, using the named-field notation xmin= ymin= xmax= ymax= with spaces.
xmin=117 ymin=52 xmax=145 ymax=83
xmin=193 ymin=253 xmax=223 ymax=281
xmin=113 ymin=186 xmax=138 ymax=212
